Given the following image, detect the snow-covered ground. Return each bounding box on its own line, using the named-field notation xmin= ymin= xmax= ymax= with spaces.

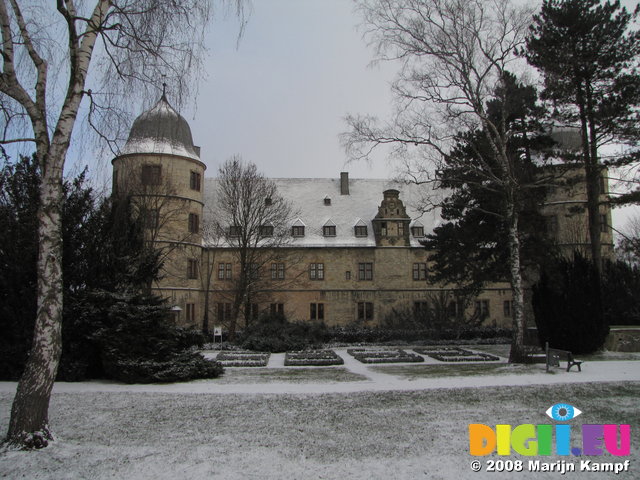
xmin=1 ymin=349 xmax=638 ymax=479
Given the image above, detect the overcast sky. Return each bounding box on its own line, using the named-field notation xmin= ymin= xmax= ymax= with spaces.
xmin=189 ymin=0 xmax=397 ymax=180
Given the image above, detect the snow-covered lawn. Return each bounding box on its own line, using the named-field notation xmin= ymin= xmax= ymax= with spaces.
xmin=1 ymin=382 xmax=638 ymax=479
xmin=1 ymin=347 xmax=639 ymax=479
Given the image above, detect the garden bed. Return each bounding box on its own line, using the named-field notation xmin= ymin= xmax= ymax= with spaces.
xmin=414 ymin=347 xmax=499 ymax=362
xmin=348 ymin=348 xmax=424 ymax=364
xmin=284 ymin=350 xmax=344 ymax=366
xmin=216 ymin=351 xmax=270 ymax=367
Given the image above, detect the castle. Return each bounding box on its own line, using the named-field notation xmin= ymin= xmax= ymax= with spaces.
xmin=112 ymin=95 xmax=613 ymax=331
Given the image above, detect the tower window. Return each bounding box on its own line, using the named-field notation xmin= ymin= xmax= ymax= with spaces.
xmin=190 ymin=171 xmax=201 ymax=191
xmin=186 ymin=303 xmax=196 ymax=323
xmin=188 ymin=213 xmax=199 ymax=234
xmin=141 ymin=165 xmax=161 ymax=185
xmin=187 ymin=259 xmax=198 ymax=279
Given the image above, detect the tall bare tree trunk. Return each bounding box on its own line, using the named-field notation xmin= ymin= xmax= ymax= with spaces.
xmin=507 ymin=206 xmax=526 ymax=363
xmin=6 ymin=165 xmax=63 ymax=448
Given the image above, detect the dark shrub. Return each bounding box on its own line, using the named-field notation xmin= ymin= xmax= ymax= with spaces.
xmin=532 ymin=254 xmax=609 ymax=354
xmin=57 ymin=290 xmax=222 ymax=383
xmin=603 ymin=260 xmax=640 ymax=326
xmin=241 ymin=312 xmax=328 ymax=352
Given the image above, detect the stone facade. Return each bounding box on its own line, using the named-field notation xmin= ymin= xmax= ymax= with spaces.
xmin=112 ymin=96 xmax=613 ymax=332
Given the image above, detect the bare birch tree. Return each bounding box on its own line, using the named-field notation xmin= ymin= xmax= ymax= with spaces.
xmin=211 ymin=157 xmax=295 ymax=340
xmin=0 ymin=0 xmax=245 ymax=448
xmin=343 ymin=0 xmax=536 ymax=362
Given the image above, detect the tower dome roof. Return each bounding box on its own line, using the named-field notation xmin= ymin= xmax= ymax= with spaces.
xmin=121 ymin=94 xmax=200 ymax=160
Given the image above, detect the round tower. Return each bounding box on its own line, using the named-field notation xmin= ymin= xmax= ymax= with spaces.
xmin=112 ymin=93 xmax=206 ymax=327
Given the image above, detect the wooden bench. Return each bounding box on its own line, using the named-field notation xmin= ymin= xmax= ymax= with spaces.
xmin=545 ymin=342 xmax=582 ymax=372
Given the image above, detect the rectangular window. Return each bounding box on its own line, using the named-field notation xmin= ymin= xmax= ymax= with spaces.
xmin=292 ymin=225 xmax=305 ymax=237
xmin=448 ymin=300 xmax=464 ymax=318
xmin=600 ymin=214 xmax=608 ymax=233
xmin=354 ymin=225 xmax=368 ymax=237
xmin=188 ymin=213 xmax=199 ymax=234
xmin=229 ymin=225 xmax=241 ymax=237
xmin=271 ymin=263 xmax=285 ymax=280
xmin=270 ymin=303 xmax=284 ymax=315
xmin=345 ymin=271 xmax=351 ymax=280
xmin=217 ymin=263 xmax=232 ymax=280
xmin=397 ymin=222 xmax=405 ymax=237
xmin=112 ymin=170 xmax=118 ymax=196
xmin=309 ymin=263 xmax=324 ymax=280
xmin=380 ymin=222 xmax=387 ymax=236
xmin=475 ymin=300 xmax=490 ymax=319
xmin=187 ymin=259 xmax=198 ymax=279
xmin=358 ymin=262 xmax=373 ymax=281
xmin=249 ymin=263 xmax=260 ymax=279
xmin=411 ymin=226 xmax=424 ymax=237
xmin=503 ymin=300 xmax=513 ymax=318
xmin=310 ymin=303 xmax=325 ymax=320
xmin=412 ymin=263 xmax=427 ymax=281
xmin=190 ymin=171 xmax=201 ymax=191
xmin=186 ymin=303 xmax=196 ymax=323
xmin=260 ymin=225 xmax=274 ymax=237
xmin=323 ymin=225 xmax=336 ymax=237
xmin=142 ymin=208 xmax=159 ymax=229
xmin=141 ymin=165 xmax=161 ymax=185
xmin=217 ymin=303 xmax=231 ymax=322
xmin=545 ymin=215 xmax=558 ymax=235
xmin=357 ymin=302 xmax=373 ymax=321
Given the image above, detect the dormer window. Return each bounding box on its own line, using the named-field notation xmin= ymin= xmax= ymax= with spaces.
xmin=260 ymin=225 xmax=274 ymax=237
xmin=265 ymin=197 xmax=272 ymax=206
xmin=324 ymin=197 xmax=331 ymax=206
xmin=354 ymin=225 xmax=368 ymax=237
xmin=323 ymin=225 xmax=336 ymax=237
xmin=292 ymin=225 xmax=305 ymax=237
xmin=411 ymin=226 xmax=425 ymax=237
xmin=229 ymin=225 xmax=242 ymax=237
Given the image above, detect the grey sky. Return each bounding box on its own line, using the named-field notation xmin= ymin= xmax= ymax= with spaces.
xmin=190 ymin=0 xmax=397 ymax=179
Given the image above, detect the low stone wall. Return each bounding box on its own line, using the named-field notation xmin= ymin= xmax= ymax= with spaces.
xmin=604 ymin=327 xmax=640 ymax=352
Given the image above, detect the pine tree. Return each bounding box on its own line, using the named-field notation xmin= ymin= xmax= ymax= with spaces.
xmin=525 ymin=0 xmax=640 ymax=271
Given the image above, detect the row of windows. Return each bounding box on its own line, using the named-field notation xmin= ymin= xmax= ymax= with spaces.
xmin=140 ymin=165 xmax=202 ymax=192
xmin=545 ymin=214 xmax=609 ymax=235
xmin=227 ymin=224 xmax=426 ymax=238
xmin=211 ymin=262 xmax=429 ymax=281
xmin=215 ymin=302 xmax=371 ymax=321
xmin=142 ymin=209 xmax=200 ymax=234
xmin=207 ymin=299 xmax=513 ymax=323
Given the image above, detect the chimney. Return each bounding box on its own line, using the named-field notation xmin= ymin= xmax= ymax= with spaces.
xmin=340 ymin=171 xmax=349 ymax=195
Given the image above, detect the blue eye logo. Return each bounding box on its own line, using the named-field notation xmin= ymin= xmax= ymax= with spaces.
xmin=546 ymin=403 xmax=582 ymax=421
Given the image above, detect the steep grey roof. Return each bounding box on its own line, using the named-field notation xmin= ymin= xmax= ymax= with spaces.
xmin=121 ymin=95 xmax=200 ymax=160
xmin=203 ymin=177 xmax=441 ymax=248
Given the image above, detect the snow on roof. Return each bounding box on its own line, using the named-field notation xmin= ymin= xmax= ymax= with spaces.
xmin=121 ymin=95 xmax=200 ymax=161
xmin=203 ymin=177 xmax=441 ymax=248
